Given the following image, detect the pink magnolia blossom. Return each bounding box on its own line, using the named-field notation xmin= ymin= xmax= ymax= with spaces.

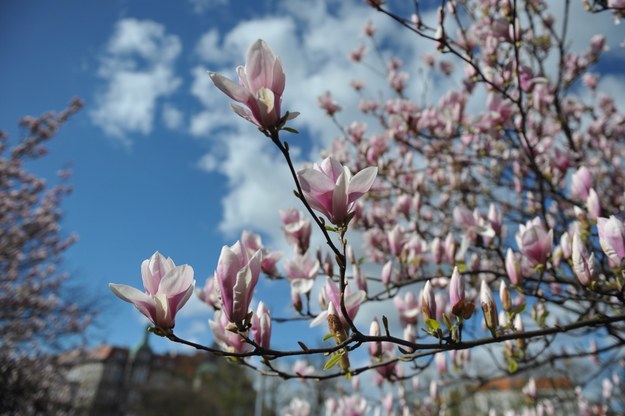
xmin=435 ymin=352 xmax=448 ymax=374
xmin=109 ymin=252 xmax=195 ymax=332
xmin=310 ymin=278 xmax=366 ymax=328
xmin=251 ymin=301 xmax=271 ymax=349
xmin=488 ymin=203 xmax=503 ymax=236
xmin=333 ymin=394 xmax=369 ymax=416
xmin=240 ymin=230 xmax=282 ymax=276
xmin=387 ymin=224 xmax=407 ymax=257
xmin=318 ymin=91 xmax=342 ymax=116
xmin=208 ymin=39 xmax=297 ymax=129
xmin=570 ymin=166 xmax=593 ymax=200
xmin=369 ymin=318 xmax=382 ymax=358
xmin=560 ymin=232 xmax=572 ymax=260
xmin=394 ymin=291 xmax=419 ymax=326
xmin=353 ymin=264 xmax=368 ymax=293
xmin=597 ymin=215 xmax=625 ymax=264
xmin=449 ymin=266 xmax=464 ymax=311
xmin=381 ymin=260 xmax=393 ymax=286
xmin=209 ymin=310 xmax=251 ymax=353
xmin=282 ymin=398 xmax=311 ymax=416
xmin=215 ymin=241 xmax=262 ymax=325
xmin=284 ymin=252 xmax=320 ymax=295
xmin=586 ymin=188 xmax=601 ymax=220
xmin=279 ymin=208 xmax=312 ymax=254
xmin=421 ymin=281 xmax=437 ymax=322
xmin=430 ymin=237 xmax=444 ymax=264
xmin=505 ymin=248 xmax=523 ymax=286
xmin=292 ymin=360 xmax=315 ymax=378
xmin=523 ymin=377 xmax=537 ymax=400
xmin=297 ymin=156 xmax=377 ymax=226
xmin=572 ymin=232 xmax=595 ymax=286
xmin=373 ymin=342 xmax=398 ymax=379
xmin=516 ymin=217 xmax=553 ymax=266
xmin=196 ymin=276 xmax=221 ymax=309
xmin=444 ymin=233 xmax=456 ymax=263
xmin=500 ymin=280 xmax=511 ymax=312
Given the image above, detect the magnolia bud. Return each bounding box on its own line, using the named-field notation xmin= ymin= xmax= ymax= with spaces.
xmin=421 ymin=281 xmax=437 ymax=322
xmin=480 ymin=280 xmax=498 ymax=335
xmin=500 ymin=280 xmax=511 ymax=312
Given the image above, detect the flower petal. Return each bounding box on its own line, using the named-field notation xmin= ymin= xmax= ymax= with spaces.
xmin=347 ymin=166 xmax=377 ymax=204
xmin=246 ymin=39 xmax=279 ymax=94
xmin=208 ymin=72 xmax=252 ymax=103
xmin=158 ymin=265 xmax=195 ymax=296
xmin=109 ymin=283 xmax=156 ymax=324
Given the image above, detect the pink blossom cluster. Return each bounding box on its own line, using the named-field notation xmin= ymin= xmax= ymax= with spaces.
xmin=110 ymin=2 xmax=625 ymax=412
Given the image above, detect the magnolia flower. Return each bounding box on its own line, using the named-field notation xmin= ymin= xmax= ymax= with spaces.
xmin=279 ymin=208 xmax=312 ymax=254
xmin=435 ymin=352 xmax=448 ymax=374
xmin=215 ymin=241 xmax=262 ymax=326
xmin=586 ymin=188 xmax=601 ymax=220
xmin=374 ymin=342 xmax=398 ymax=379
xmin=570 ymin=166 xmax=592 ymax=200
xmin=333 ymin=395 xmax=369 ymax=416
xmin=500 ymin=280 xmax=511 ymax=312
xmin=196 ymin=276 xmax=221 ymax=309
xmin=572 ymin=232 xmax=595 ymax=286
xmin=285 ymin=252 xmax=320 ymax=295
xmin=310 ymin=278 xmax=366 ymax=328
xmin=421 ymin=281 xmax=437 ymax=322
xmin=516 ymin=217 xmax=553 ymax=266
xmin=381 ymin=260 xmax=393 ymax=286
xmin=109 ymin=252 xmax=195 ymax=333
xmin=251 ymin=301 xmax=271 ymax=349
xmin=353 ymin=264 xmax=368 ymax=293
xmin=297 ymin=156 xmax=377 ymax=226
xmin=597 ymin=215 xmax=625 ymax=265
xmin=387 ymin=224 xmax=407 ymax=257
xmin=369 ymin=318 xmax=382 ymax=358
xmin=240 ymin=230 xmax=282 ymax=276
xmin=292 ymin=360 xmax=315 ymax=378
xmin=393 ymin=291 xmax=419 ymax=325
xmin=449 ymin=266 xmax=464 ymax=311
xmin=208 ymin=39 xmax=297 ymax=129
xmin=505 ymin=248 xmax=523 ymax=286
xmin=209 ymin=310 xmax=252 ymax=354
xmin=282 ymin=398 xmax=311 ymax=416
xmin=523 ymin=377 xmax=537 ymax=400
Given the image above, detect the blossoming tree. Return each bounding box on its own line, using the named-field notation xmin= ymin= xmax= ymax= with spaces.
xmin=0 ymin=99 xmax=94 ymax=414
xmin=112 ymin=1 xmax=625 ymax=414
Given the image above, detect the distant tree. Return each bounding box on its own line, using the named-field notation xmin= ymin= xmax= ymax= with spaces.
xmin=0 ymin=98 xmax=93 ymax=415
xmin=130 ymin=356 xmax=259 ymax=416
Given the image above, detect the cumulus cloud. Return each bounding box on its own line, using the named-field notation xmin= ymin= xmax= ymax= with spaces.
xmin=189 ymin=0 xmax=437 ymax=241
xmin=91 ymin=18 xmax=182 ymax=144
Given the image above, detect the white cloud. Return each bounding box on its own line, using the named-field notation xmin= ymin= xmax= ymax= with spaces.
xmin=195 ymin=29 xmax=226 ymax=64
xmin=189 ymin=0 xmax=435 ymax=241
xmin=162 ymin=103 xmax=184 ymax=130
xmin=214 ymin=132 xmax=298 ymax=239
xmin=91 ymin=18 xmax=182 ymax=144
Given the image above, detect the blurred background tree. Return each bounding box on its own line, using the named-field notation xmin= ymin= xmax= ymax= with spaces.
xmin=0 ymin=98 xmax=94 ymax=414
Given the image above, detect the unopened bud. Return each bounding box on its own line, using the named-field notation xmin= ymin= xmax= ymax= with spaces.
xmin=500 ymin=280 xmax=511 ymax=312
xmin=480 ymin=280 xmax=498 ymax=335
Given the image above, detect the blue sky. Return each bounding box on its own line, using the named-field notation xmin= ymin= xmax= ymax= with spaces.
xmin=2 ymin=0 xmax=624 ymax=363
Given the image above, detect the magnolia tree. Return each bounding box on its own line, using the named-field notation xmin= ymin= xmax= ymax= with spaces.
xmin=0 ymin=98 xmax=93 ymax=414
xmin=111 ymin=1 xmax=625 ymax=414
